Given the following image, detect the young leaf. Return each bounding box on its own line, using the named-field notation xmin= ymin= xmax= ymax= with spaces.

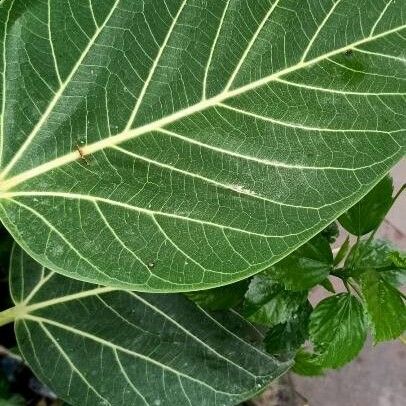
xmin=389 ymin=251 xmax=406 ymax=269
xmin=6 ymin=245 xmax=291 ymax=406
xmin=309 ymin=293 xmax=367 ymax=369
xmin=292 ymin=350 xmax=324 ymax=377
xmin=243 ymin=276 xmax=307 ymax=326
xmin=268 ymin=235 xmax=333 ymax=291
xmin=346 ymin=240 xmax=406 ymax=286
xmin=333 ymin=236 xmax=350 ymax=266
xmin=338 ymin=176 xmax=394 ymax=236
xmin=0 ymin=2 xmax=405 ymax=292
xmin=264 ymin=301 xmax=312 ymax=358
xmin=350 ymin=240 xmax=394 ymax=269
xmin=360 ymin=269 xmax=406 ymax=343
xmin=184 ymin=279 xmax=249 ymax=310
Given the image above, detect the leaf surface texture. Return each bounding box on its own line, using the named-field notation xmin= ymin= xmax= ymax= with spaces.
xmin=0 ymin=0 xmax=405 ymax=290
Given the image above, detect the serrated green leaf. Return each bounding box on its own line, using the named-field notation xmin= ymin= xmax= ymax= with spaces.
xmin=383 ymin=269 xmax=406 ymax=287
xmin=268 ymin=234 xmax=333 ymax=291
xmin=243 ymin=276 xmax=307 ymax=326
xmin=7 ymin=245 xmax=291 ymax=406
xmin=389 ymin=251 xmax=406 ymax=269
xmin=309 ymin=293 xmax=367 ymax=369
xmin=339 ymin=176 xmax=394 ymax=236
xmin=0 ymin=1 xmax=404 ymax=292
xmin=184 ymin=279 xmax=249 ymax=310
xmin=346 ymin=240 xmax=406 ymax=286
xmin=265 ymin=301 xmax=312 ymax=358
xmin=360 ymin=269 xmax=406 ymax=342
xmin=292 ymin=349 xmax=324 ymax=377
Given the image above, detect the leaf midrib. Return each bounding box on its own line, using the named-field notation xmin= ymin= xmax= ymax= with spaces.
xmin=14 ymin=278 xmax=274 ymax=361
xmin=0 ymin=21 xmax=405 ymax=193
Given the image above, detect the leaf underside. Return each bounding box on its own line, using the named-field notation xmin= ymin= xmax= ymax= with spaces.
xmin=10 ymin=244 xmax=290 ymax=406
xmin=0 ymin=0 xmax=405 ymax=291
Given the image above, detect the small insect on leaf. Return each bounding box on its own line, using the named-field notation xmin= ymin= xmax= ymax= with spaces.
xmin=76 ymin=144 xmax=90 ymax=165
xmin=345 ymin=49 xmax=353 ymax=56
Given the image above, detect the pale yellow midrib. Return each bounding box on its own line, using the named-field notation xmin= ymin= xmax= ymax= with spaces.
xmin=0 ymin=22 xmax=405 ymax=192
xmin=9 ymin=286 xmax=118 ymax=321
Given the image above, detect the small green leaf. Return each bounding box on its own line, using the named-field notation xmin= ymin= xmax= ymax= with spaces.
xmin=268 ymin=235 xmax=333 ymax=291
xmin=292 ymin=349 xmax=324 ymax=377
xmin=389 ymin=251 xmax=406 ymax=269
xmin=360 ymin=269 xmax=406 ymax=343
xmin=383 ymin=269 xmax=406 ymax=287
xmin=309 ymin=293 xmax=367 ymax=368
xmin=319 ymin=278 xmax=335 ymax=293
xmin=265 ymin=301 xmax=312 ymax=358
xmin=320 ymin=222 xmax=340 ymax=244
xmin=345 ymin=240 xmax=406 ymax=286
xmin=355 ymin=240 xmax=403 ymax=269
xmin=339 ymin=176 xmax=393 ymax=236
xmin=243 ymin=276 xmax=307 ymax=326
xmin=333 ymin=236 xmax=350 ymax=266
xmin=184 ymin=279 xmax=249 ymax=310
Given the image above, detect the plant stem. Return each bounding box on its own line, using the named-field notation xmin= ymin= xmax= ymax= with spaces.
xmin=0 ymin=306 xmax=20 ymax=327
xmin=343 ymin=280 xmax=351 ymax=293
xmin=354 ymin=183 xmax=405 ymax=269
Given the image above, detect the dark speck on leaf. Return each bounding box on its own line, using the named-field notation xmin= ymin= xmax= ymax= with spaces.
xmin=345 ymin=49 xmax=353 ymax=56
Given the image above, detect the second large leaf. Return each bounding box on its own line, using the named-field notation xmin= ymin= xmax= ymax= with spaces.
xmin=0 ymin=0 xmax=405 ymax=291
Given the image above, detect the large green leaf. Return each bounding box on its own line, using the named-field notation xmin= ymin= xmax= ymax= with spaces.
xmin=7 ymin=245 xmax=290 ymax=406
xmin=0 ymin=1 xmax=405 ymax=291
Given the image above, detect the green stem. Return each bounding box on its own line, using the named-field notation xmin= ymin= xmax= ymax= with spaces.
xmin=0 ymin=306 xmax=20 ymax=327
xmin=369 ymin=183 xmax=405 ymax=243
